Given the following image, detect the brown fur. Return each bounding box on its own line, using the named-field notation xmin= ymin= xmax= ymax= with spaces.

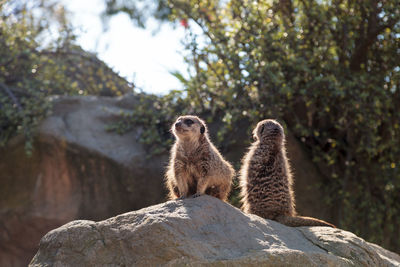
xmin=239 ymin=119 xmax=335 ymax=228
xmin=165 ymin=115 xmax=235 ymax=201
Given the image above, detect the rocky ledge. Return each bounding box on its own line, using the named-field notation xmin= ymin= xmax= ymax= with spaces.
xmin=30 ymin=196 xmax=400 ymax=266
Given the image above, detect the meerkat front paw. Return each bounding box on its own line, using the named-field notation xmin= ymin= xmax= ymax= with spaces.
xmin=192 ymin=193 xmax=203 ymax=198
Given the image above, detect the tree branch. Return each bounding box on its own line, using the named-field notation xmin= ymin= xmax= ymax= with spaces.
xmin=350 ymin=1 xmax=399 ymax=71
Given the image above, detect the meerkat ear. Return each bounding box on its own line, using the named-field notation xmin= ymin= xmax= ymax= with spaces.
xmin=200 ymin=125 xmax=205 ymax=134
xmin=253 ymin=133 xmax=258 ymax=141
xmin=252 ymin=127 xmax=258 ymax=140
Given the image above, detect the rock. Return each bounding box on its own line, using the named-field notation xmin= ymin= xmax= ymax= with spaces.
xmin=30 ymin=196 xmax=400 ymax=266
xmin=0 ymin=94 xmax=168 ymax=267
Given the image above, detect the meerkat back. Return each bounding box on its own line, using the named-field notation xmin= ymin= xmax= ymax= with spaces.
xmin=239 ymin=119 xmax=335 ymax=228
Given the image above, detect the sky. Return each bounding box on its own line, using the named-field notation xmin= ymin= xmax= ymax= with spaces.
xmin=62 ymin=0 xmax=188 ymax=94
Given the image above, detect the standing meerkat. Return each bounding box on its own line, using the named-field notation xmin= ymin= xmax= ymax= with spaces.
xmin=165 ymin=115 xmax=235 ymax=201
xmin=239 ymin=119 xmax=335 ymax=227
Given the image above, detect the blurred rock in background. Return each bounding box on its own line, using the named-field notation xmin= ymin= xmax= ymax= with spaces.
xmin=0 ymin=95 xmax=168 ymax=266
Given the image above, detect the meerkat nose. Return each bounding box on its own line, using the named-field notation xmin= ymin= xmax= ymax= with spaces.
xmin=175 ymin=122 xmax=182 ymax=128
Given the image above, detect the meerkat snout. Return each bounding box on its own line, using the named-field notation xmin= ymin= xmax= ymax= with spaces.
xmin=173 ymin=116 xmax=206 ymax=138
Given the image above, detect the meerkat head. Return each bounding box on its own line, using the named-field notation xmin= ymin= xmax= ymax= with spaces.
xmin=253 ymin=119 xmax=285 ymax=144
xmin=172 ymin=115 xmax=207 ymax=141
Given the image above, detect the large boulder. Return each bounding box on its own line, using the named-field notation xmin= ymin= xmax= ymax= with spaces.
xmin=0 ymin=95 xmax=168 ymax=267
xmin=30 ymin=196 xmax=400 ymax=266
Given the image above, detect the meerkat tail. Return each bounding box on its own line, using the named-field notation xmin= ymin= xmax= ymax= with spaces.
xmin=276 ymin=215 xmax=336 ymax=228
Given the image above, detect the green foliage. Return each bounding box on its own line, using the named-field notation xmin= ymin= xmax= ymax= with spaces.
xmin=0 ymin=1 xmax=132 ymax=154
xmin=108 ymin=0 xmax=400 ymax=252
xmin=103 ymin=0 xmax=171 ymax=28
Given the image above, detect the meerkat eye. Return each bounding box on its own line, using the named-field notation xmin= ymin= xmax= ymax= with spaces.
xmin=184 ymin=119 xmax=194 ymax=126
xmin=260 ymin=124 xmax=265 ymax=134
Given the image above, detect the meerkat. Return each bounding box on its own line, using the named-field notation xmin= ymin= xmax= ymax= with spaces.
xmin=165 ymin=115 xmax=235 ymax=201
xmin=239 ymin=119 xmax=335 ymax=227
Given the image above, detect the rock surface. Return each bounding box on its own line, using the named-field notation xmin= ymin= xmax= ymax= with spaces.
xmin=0 ymin=94 xmax=168 ymax=267
xmin=30 ymin=196 xmax=400 ymax=266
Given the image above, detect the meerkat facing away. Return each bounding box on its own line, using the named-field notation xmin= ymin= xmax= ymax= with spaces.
xmin=239 ymin=119 xmax=335 ymax=227
xmin=165 ymin=115 xmax=235 ymax=201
